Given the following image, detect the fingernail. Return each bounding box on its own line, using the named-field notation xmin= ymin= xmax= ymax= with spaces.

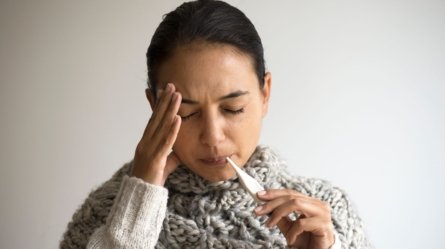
xmin=257 ymin=190 xmax=266 ymax=196
xmin=254 ymin=206 xmax=263 ymax=213
xmin=166 ymin=83 xmax=173 ymax=91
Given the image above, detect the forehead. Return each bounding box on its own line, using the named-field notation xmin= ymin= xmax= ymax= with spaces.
xmin=157 ymin=42 xmax=259 ymax=98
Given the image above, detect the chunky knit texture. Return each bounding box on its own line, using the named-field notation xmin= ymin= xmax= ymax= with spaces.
xmin=60 ymin=145 xmax=372 ymax=248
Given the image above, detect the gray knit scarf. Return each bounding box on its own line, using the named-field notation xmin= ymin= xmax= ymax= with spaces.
xmin=60 ymin=145 xmax=371 ymax=249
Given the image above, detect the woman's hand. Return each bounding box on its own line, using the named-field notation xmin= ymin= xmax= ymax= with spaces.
xmin=254 ymin=189 xmax=335 ymax=249
xmin=131 ymin=83 xmax=182 ymax=186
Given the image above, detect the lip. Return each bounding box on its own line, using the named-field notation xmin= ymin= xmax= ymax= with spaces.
xmin=199 ymin=155 xmax=232 ymax=166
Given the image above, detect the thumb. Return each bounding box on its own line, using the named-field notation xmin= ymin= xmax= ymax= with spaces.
xmin=277 ymin=217 xmax=292 ymax=235
xmin=277 ymin=217 xmax=308 ymax=248
xmin=164 ymin=151 xmax=181 ymax=176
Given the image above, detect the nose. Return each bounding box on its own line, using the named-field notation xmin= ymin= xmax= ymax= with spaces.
xmin=199 ymin=111 xmax=226 ymax=147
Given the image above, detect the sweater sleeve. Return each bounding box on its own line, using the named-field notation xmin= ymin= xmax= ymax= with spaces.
xmin=329 ymin=186 xmax=372 ymax=249
xmin=86 ymin=175 xmax=168 ymax=249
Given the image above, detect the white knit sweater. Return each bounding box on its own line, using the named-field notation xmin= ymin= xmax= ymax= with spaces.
xmin=61 ymin=146 xmax=371 ymax=248
xmin=86 ymin=176 xmax=168 ymax=248
xmin=86 ymin=175 xmax=342 ymax=249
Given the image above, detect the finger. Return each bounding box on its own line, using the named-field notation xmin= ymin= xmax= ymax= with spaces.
xmin=285 ymin=220 xmax=306 ymax=246
xmin=258 ymin=189 xmax=331 ymax=216
xmin=146 ymin=83 xmax=175 ymax=139
xmin=254 ymin=196 xmax=292 ymax=216
xmin=159 ymin=113 xmax=182 ymax=159
xmin=152 ymin=92 xmax=182 ymax=156
xmin=275 ymin=217 xmax=310 ymax=248
xmin=158 ymin=91 xmax=181 ymax=135
xmin=265 ymin=198 xmax=328 ymax=227
xmin=151 ymin=88 xmax=165 ymax=117
xmin=277 ymin=217 xmax=292 ymax=235
xmin=151 ymin=83 xmax=176 ymax=135
xmin=258 ymin=196 xmax=326 ymax=222
xmin=257 ymin=188 xmax=307 ymax=201
xmin=286 ymin=217 xmax=334 ymax=246
xmin=141 ymin=88 xmax=164 ymax=139
xmin=152 ymin=83 xmax=173 ymax=114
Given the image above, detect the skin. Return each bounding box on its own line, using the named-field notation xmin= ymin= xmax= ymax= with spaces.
xmin=131 ymin=41 xmax=335 ymax=248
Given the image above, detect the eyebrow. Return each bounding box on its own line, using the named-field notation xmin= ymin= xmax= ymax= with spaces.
xmin=181 ymin=90 xmax=250 ymax=105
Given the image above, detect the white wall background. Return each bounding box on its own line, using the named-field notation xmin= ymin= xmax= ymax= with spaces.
xmin=1 ymin=0 xmax=444 ymax=248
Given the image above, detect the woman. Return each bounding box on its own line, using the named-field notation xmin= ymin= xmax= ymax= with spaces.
xmin=60 ymin=0 xmax=371 ymax=248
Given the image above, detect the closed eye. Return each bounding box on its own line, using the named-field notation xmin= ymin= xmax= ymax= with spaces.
xmin=224 ymin=108 xmax=244 ymax=115
xmin=180 ymin=112 xmax=198 ymax=121
xmin=180 ymin=108 xmax=245 ymax=121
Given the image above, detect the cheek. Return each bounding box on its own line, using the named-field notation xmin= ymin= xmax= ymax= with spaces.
xmin=238 ymin=105 xmax=263 ymax=128
xmin=172 ymin=125 xmax=194 ymax=154
xmin=228 ymin=111 xmax=263 ymax=142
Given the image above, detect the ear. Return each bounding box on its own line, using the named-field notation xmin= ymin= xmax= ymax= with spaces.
xmin=261 ymin=72 xmax=272 ymax=117
xmin=145 ymin=88 xmax=156 ymax=111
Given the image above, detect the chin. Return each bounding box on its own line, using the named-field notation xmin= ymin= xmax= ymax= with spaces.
xmin=198 ymin=168 xmax=237 ymax=182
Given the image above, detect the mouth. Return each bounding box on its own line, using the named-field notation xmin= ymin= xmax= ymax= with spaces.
xmin=199 ymin=155 xmax=233 ymax=167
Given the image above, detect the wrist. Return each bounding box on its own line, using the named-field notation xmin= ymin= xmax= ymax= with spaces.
xmin=131 ymin=167 xmax=165 ymax=186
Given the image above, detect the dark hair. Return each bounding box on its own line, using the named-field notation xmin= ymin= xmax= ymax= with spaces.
xmin=146 ymin=0 xmax=266 ymax=97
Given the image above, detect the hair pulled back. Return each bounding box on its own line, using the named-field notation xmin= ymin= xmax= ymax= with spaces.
xmin=146 ymin=0 xmax=266 ymax=96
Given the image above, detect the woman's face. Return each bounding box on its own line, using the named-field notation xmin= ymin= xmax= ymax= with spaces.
xmin=150 ymin=42 xmax=271 ymax=182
